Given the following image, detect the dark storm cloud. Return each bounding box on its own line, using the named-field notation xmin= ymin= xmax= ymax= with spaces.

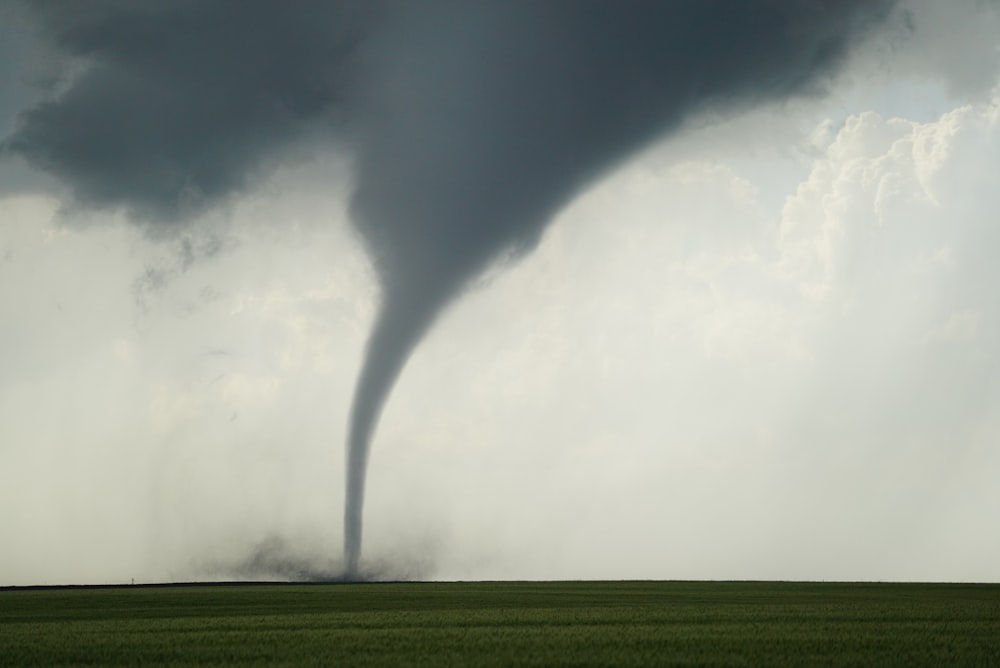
xmin=2 ymin=1 xmax=898 ymax=575
xmin=3 ymin=0 xmax=378 ymax=219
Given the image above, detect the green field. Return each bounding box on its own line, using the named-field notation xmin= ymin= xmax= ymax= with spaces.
xmin=1 ymin=580 xmax=998 ymax=666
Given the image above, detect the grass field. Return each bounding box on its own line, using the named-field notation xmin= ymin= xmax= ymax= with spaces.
xmin=1 ymin=580 xmax=998 ymax=666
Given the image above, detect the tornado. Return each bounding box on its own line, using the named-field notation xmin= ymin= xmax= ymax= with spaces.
xmin=339 ymin=0 xmax=897 ymax=574
xmin=2 ymin=0 xmax=898 ymax=578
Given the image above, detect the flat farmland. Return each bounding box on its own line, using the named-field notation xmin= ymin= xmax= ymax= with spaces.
xmin=1 ymin=580 xmax=998 ymax=666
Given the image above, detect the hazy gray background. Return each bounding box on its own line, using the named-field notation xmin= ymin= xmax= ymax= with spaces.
xmin=2 ymin=0 xmax=999 ymax=584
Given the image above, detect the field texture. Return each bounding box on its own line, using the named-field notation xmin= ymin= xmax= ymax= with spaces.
xmin=1 ymin=580 xmax=998 ymax=666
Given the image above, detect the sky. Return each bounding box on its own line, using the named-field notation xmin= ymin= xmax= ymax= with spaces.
xmin=1 ymin=1 xmax=999 ymax=585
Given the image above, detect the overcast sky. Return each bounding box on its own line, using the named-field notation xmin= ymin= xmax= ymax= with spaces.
xmin=2 ymin=1 xmax=999 ymax=586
